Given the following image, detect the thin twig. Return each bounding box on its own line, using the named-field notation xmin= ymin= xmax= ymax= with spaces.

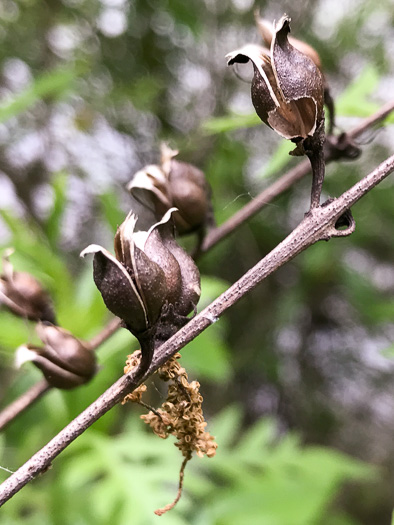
xmin=0 ymin=318 xmax=122 ymax=432
xmin=0 ymin=380 xmax=50 ymax=431
xmin=200 ymin=99 xmax=394 ymax=254
xmin=154 ymin=454 xmax=191 ymax=516
xmin=87 ymin=318 xmax=122 ymax=351
xmin=0 ymin=153 xmax=393 ymax=506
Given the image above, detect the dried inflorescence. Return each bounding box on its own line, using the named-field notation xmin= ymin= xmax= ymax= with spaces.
xmin=122 ymin=351 xmax=147 ymax=403
xmin=16 ymin=323 xmax=97 ymax=389
xmin=122 ymin=352 xmax=217 ymax=515
xmin=142 ymin=353 xmax=217 ymax=459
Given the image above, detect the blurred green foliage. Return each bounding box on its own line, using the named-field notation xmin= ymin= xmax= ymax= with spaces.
xmin=0 ymin=0 xmax=394 ymax=524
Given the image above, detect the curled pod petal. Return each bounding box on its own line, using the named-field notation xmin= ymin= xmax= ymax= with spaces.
xmin=255 ymin=13 xmax=322 ymax=70
xmin=152 ymin=209 xmax=201 ymax=316
xmin=127 ymin=165 xmax=171 ymax=216
xmin=161 ymin=226 xmax=201 ymax=316
xmin=227 ymin=44 xmax=278 ymax=126
xmin=132 ymin=244 xmax=168 ymax=326
xmin=81 ymin=244 xmax=148 ymax=333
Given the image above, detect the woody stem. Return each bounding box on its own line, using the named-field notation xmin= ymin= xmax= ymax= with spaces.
xmin=307 ymin=144 xmax=325 ymax=209
xmin=305 ymin=120 xmax=326 ymax=209
xmin=136 ymin=332 xmax=156 ymax=380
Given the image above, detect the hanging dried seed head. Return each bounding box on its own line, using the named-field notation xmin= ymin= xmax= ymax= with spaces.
xmin=254 ymin=11 xmax=335 ymax=133
xmin=16 ymin=323 xmax=97 ymax=389
xmin=127 ymin=144 xmax=213 ymax=236
xmin=0 ymin=250 xmax=55 ymax=323
xmin=227 ymin=15 xmax=324 ymax=141
xmin=81 ymin=209 xmax=201 ymax=338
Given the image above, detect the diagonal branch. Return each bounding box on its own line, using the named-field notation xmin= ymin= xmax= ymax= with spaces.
xmin=1 ymin=152 xmax=393 ymax=506
xmin=0 ymin=380 xmax=50 ymax=431
xmin=1 ymin=101 xmax=393 ymax=432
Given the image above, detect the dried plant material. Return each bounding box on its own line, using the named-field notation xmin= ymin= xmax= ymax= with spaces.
xmin=141 ymin=354 xmax=217 ymax=459
xmin=154 ymin=455 xmax=190 ymax=516
xmin=128 ymin=144 xmax=214 ymax=237
xmin=16 ymin=323 xmax=97 ymax=389
xmin=122 ymin=351 xmax=147 ymax=403
xmin=0 ymin=249 xmax=55 ymax=323
xmin=81 ymin=209 xmax=201 ymax=373
xmin=123 ymin=352 xmax=217 ymax=514
xmin=254 ymin=11 xmax=335 ymax=133
xmin=227 ymin=14 xmax=326 ymax=210
xmin=227 ymin=16 xmax=324 ymax=141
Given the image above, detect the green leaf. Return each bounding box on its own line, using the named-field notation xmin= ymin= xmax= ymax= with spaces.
xmin=202 ymin=112 xmax=261 ymax=134
xmin=99 ymin=192 xmax=126 ymax=232
xmin=0 ymin=67 xmax=77 ymax=123
xmin=336 ymin=65 xmax=380 ymax=118
xmin=43 ymin=171 xmax=68 ymax=247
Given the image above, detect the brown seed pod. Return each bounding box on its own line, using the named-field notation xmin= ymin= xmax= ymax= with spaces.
xmin=81 ymin=209 xmax=201 ymax=336
xmin=16 ymin=323 xmax=97 ymax=389
xmin=227 ymin=15 xmax=324 ymax=141
xmin=0 ymin=250 xmax=55 ymax=323
xmin=127 ymin=144 xmax=213 ymax=236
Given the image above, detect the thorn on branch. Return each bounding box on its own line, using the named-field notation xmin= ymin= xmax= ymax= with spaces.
xmin=319 ymin=199 xmax=356 ymax=240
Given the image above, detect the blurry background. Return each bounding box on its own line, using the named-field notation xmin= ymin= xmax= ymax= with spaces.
xmin=1 ymin=0 xmax=394 ymax=523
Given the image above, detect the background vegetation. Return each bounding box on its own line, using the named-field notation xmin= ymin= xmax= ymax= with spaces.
xmin=1 ymin=0 xmax=394 ymax=523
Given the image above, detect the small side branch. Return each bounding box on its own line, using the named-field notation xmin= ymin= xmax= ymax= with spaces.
xmin=0 ymin=380 xmax=51 ymax=432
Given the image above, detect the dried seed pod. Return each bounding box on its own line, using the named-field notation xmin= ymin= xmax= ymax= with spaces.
xmin=82 ymin=209 xmax=201 ymax=374
xmin=127 ymin=144 xmax=213 ymax=236
xmin=81 ymin=209 xmax=201 ymax=333
xmin=227 ymin=16 xmax=324 ymax=141
xmin=254 ymin=11 xmax=335 ymax=133
xmin=227 ymin=14 xmax=326 ymax=209
xmin=0 ymin=250 xmax=55 ymax=323
xmin=16 ymin=323 xmax=97 ymax=389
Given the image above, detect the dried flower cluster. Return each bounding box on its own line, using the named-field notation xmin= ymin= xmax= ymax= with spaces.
xmin=122 ymin=351 xmax=217 ymax=514
xmin=122 ymin=350 xmax=147 ymax=403
xmin=123 ymin=352 xmax=217 ymax=460
xmin=143 ymin=353 xmax=217 ymax=459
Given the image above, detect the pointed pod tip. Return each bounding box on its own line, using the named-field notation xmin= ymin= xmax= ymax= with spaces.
xmin=276 ymin=14 xmax=291 ymax=33
xmin=80 ymin=244 xmax=106 ymax=258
